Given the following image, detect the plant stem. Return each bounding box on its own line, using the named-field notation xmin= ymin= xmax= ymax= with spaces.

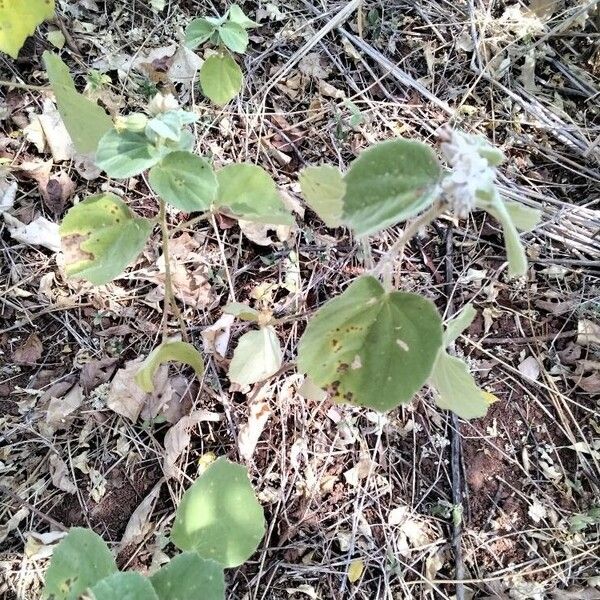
xmin=0 ymin=80 xmax=48 ymax=92
xmin=159 ymin=199 xmax=188 ymax=342
xmin=170 ymin=211 xmax=212 ymax=235
xmin=372 ymin=202 xmax=446 ymax=290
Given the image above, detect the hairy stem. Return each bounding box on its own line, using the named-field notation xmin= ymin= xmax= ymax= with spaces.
xmin=372 ymin=202 xmax=446 ymax=289
xmin=159 ymin=200 xmax=188 ymax=342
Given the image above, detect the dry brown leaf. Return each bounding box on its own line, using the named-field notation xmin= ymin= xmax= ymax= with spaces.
xmin=43 ymin=171 xmax=76 ymax=215
xmin=36 ymin=98 xmax=75 ymax=161
xmin=46 ymin=385 xmax=83 ymax=431
xmin=299 ymin=52 xmax=330 ymax=80
xmin=119 ymin=481 xmax=163 ymax=552
xmin=49 ymin=454 xmax=77 ymax=494
xmin=3 ymin=213 xmax=61 ymax=252
xmin=238 ymin=401 xmax=272 ymax=461
xmin=12 ymin=333 xmax=43 ymax=365
xmin=163 ymin=410 xmax=222 ymax=479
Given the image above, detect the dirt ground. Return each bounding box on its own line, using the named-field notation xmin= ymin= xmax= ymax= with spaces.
xmin=1 ymin=0 xmax=599 ymax=599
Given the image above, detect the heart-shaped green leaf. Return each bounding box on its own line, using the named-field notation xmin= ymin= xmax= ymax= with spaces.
xmin=228 ymin=326 xmax=282 ymax=386
xmin=43 ymin=528 xmax=117 ymax=600
xmin=171 ymin=457 xmax=266 ymax=568
xmin=297 ymin=275 xmax=443 ymax=411
xmin=216 ymin=164 xmax=293 ymax=225
xmin=342 ymin=139 xmax=441 ymax=237
xmin=186 ymin=17 xmax=218 ymax=48
xmin=200 ymin=54 xmax=243 ymax=105
xmin=60 ymin=192 xmax=153 ymax=285
xmin=299 ymin=165 xmax=345 ymax=227
xmin=1 ymin=0 xmax=55 ymax=59
xmin=43 ymin=52 xmax=112 ymax=155
xmin=96 ymin=129 xmax=163 ymax=178
xmin=89 ymin=572 xmax=158 ymax=600
xmin=135 ymin=340 xmax=205 ymax=393
xmin=218 ymin=21 xmax=248 ymax=53
xmin=150 ymin=553 xmax=225 ymax=600
xmin=149 ymin=151 xmax=218 ymax=212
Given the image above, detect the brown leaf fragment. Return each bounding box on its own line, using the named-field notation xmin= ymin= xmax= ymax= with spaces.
xmin=12 ymin=333 xmax=43 ymax=365
xmin=49 ymin=454 xmax=77 ymax=494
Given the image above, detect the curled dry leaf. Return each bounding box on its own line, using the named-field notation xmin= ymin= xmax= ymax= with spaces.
xmin=12 ymin=333 xmax=43 ymax=365
xmin=107 ymin=358 xmax=192 ymax=423
xmin=46 ymin=384 xmax=83 ymax=431
xmin=163 ymin=410 xmax=222 ymax=479
xmin=201 ymin=313 xmax=234 ymax=359
xmin=3 ymin=213 xmax=61 ymax=252
xmin=238 ymin=401 xmax=272 ymax=461
xmin=49 ymin=454 xmax=77 ymax=494
xmin=119 ymin=481 xmax=163 ymax=552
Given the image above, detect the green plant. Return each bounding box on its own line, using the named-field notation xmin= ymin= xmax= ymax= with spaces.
xmin=185 ymin=4 xmax=257 ymax=105
xmin=42 ymin=458 xmax=265 ymax=599
xmin=39 ymin=53 xmax=542 ymax=597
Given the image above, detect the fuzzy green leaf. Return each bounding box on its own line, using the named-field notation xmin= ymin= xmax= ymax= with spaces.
xmin=228 ymin=326 xmax=282 ymax=386
xmin=43 ymin=52 xmax=112 ymax=155
xmin=96 ymin=129 xmax=163 ymax=178
xmin=485 ymin=199 xmax=542 ymax=232
xmin=443 ymin=304 xmax=476 ymax=347
xmin=171 ymin=457 xmax=266 ymax=568
xmin=218 ymin=22 xmax=248 ymax=53
xmin=60 ymin=192 xmax=153 ymax=285
xmin=89 ymin=572 xmax=158 ymax=600
xmin=430 ymin=351 xmax=488 ymax=420
xmin=186 ymin=17 xmax=218 ymax=47
xmin=150 ymin=553 xmax=225 ymax=600
xmin=299 ymin=165 xmax=345 ymax=227
xmin=216 ymin=163 xmax=293 ymax=225
xmin=135 ymin=340 xmax=205 ymax=393
xmin=149 ymin=151 xmax=218 ymax=212
xmin=342 ymin=139 xmax=441 ymax=237
xmin=297 ymin=276 xmax=443 ymax=411
xmin=200 ymin=54 xmax=243 ymax=105
xmin=227 ymin=5 xmax=257 ymax=29
xmin=145 ymin=110 xmax=198 ymax=142
xmin=1 ymin=0 xmax=55 ymax=59
xmin=42 ymin=528 xmax=117 ymax=600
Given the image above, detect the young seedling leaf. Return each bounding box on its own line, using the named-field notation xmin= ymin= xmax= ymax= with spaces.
xmin=342 ymin=139 xmax=441 ymax=237
xmin=89 ymin=572 xmax=158 ymax=600
xmin=0 ymin=0 xmax=55 ymax=59
xmin=430 ymin=351 xmax=488 ymax=420
xmin=200 ymin=54 xmax=243 ymax=105
xmin=227 ymin=5 xmax=258 ymax=28
xmin=224 ymin=302 xmax=261 ymax=322
xmin=60 ymin=192 xmax=153 ymax=285
xmin=149 ymin=151 xmax=218 ymax=212
xmin=297 ymin=275 xmax=443 ymax=411
xmin=216 ymin=164 xmax=293 ymax=225
xmin=145 ymin=110 xmax=198 ymax=142
xmin=43 ymin=528 xmax=117 ymax=600
xmin=96 ymin=129 xmax=163 ymax=178
xmin=186 ymin=17 xmax=218 ymax=47
xmin=484 ymin=199 xmax=542 ymax=232
xmin=228 ymin=326 xmax=283 ymax=386
xmin=171 ymin=457 xmax=266 ymax=568
xmin=150 ymin=553 xmax=225 ymax=600
xmin=299 ymin=165 xmax=345 ymax=227
xmin=443 ymin=304 xmax=476 ymax=346
xmin=134 ymin=340 xmax=205 ymax=393
xmin=43 ymin=52 xmax=112 ymax=155
xmin=218 ymin=21 xmax=249 ymax=53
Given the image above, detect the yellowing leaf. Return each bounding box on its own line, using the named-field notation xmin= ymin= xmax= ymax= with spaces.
xmin=347 ymin=559 xmax=364 ymax=583
xmin=135 ymin=340 xmax=205 ymax=393
xmin=0 ymin=0 xmax=55 ymax=59
xmin=60 ymin=192 xmax=153 ymax=285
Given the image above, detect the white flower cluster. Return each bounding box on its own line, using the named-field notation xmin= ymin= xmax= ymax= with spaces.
xmin=438 ymin=127 xmax=504 ymax=218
